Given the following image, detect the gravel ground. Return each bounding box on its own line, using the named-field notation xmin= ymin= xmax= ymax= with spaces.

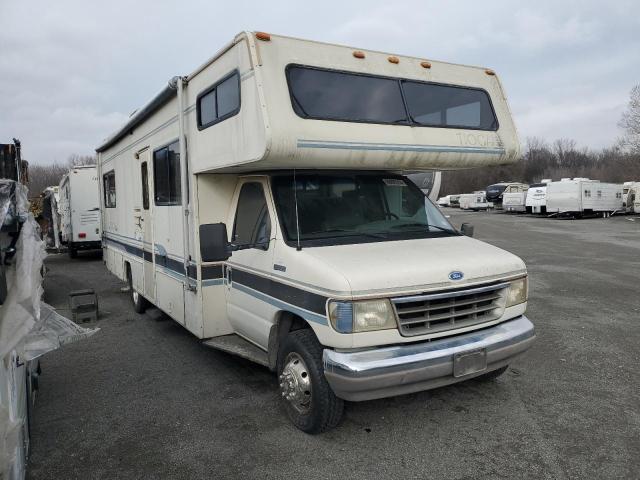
xmin=27 ymin=211 xmax=640 ymax=479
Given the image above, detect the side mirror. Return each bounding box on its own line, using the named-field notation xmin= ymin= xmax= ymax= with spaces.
xmin=460 ymin=223 xmax=474 ymax=237
xmin=199 ymin=223 xmax=231 ymax=262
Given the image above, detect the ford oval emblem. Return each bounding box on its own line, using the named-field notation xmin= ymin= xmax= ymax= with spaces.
xmin=449 ymin=271 xmax=464 ymax=281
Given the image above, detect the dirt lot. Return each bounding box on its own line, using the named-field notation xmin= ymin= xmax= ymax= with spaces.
xmin=27 ymin=211 xmax=640 ymax=479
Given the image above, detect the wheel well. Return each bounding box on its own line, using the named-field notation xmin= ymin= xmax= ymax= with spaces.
xmin=124 ymin=261 xmax=131 ymax=283
xmin=267 ymin=311 xmax=312 ymax=371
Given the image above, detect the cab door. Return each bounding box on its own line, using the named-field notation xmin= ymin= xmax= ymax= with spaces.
xmin=135 ymin=149 xmax=155 ymax=301
xmin=225 ymin=179 xmax=276 ymax=349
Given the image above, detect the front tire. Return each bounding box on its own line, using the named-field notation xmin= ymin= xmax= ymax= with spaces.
xmin=277 ymin=329 xmax=344 ymax=434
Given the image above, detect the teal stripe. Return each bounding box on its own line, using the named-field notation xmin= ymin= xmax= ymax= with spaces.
xmin=297 ymin=139 xmax=505 ymax=155
xmin=232 ymin=282 xmax=328 ymax=326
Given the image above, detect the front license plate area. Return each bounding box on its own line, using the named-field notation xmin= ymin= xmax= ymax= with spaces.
xmin=453 ymin=349 xmax=487 ymax=377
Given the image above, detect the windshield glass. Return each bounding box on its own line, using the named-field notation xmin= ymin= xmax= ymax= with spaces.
xmin=271 ymin=173 xmax=458 ymax=247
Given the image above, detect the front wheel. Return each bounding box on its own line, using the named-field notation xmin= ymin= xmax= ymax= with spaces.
xmin=277 ymin=329 xmax=344 ymax=434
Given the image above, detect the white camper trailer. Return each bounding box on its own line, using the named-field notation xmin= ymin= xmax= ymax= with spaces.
xmin=546 ymin=178 xmax=623 ymax=216
xmin=459 ymin=191 xmax=489 ymax=210
xmin=96 ymin=32 xmax=533 ymax=433
xmin=525 ymin=180 xmax=551 ymax=214
xmin=486 ymin=182 xmax=528 ymax=209
xmin=501 ymin=184 xmax=529 ymax=213
xmin=623 ymin=182 xmax=640 ymax=213
xmin=59 ymin=165 xmax=102 ymax=257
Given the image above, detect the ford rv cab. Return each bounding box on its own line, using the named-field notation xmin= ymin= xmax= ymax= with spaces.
xmin=96 ymin=32 xmax=535 ymax=433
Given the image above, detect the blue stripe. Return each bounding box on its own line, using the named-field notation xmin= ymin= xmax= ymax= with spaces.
xmin=297 ymin=139 xmax=505 ymax=155
xmin=232 ymin=282 xmax=328 ymax=326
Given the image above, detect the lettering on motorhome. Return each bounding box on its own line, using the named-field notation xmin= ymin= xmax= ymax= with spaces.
xmin=455 ymin=133 xmax=502 ymax=148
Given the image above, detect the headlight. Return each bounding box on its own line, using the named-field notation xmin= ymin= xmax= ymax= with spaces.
xmin=506 ymin=276 xmax=528 ymax=307
xmin=329 ymin=299 xmax=397 ymax=333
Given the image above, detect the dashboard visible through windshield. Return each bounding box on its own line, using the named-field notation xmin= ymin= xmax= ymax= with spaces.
xmin=271 ymin=172 xmax=458 ymax=247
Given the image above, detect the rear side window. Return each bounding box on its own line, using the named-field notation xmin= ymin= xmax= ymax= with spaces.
xmin=232 ymin=183 xmax=271 ymax=248
xmin=153 ymin=141 xmax=181 ymax=205
xmin=197 ymin=71 xmax=241 ymax=130
xmin=286 ymin=65 xmax=498 ymax=131
xmin=103 ymin=171 xmax=116 ymax=208
xmin=402 ymin=81 xmax=497 ymax=130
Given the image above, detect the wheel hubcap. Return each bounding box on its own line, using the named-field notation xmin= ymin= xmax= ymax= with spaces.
xmin=279 ymin=353 xmax=312 ymax=414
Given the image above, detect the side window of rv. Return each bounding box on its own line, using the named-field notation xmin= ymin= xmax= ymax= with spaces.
xmin=153 ymin=141 xmax=181 ymax=205
xmin=197 ymin=71 xmax=240 ymax=130
xmin=584 ymin=189 xmax=591 ymax=197
xmin=141 ymin=162 xmax=149 ymax=210
xmin=232 ymin=183 xmax=271 ymax=248
xmin=103 ymin=171 xmax=116 ymax=208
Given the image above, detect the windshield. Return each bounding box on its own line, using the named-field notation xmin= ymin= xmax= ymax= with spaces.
xmin=271 ymin=173 xmax=458 ymax=247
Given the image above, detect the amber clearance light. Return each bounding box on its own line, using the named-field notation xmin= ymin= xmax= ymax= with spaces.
xmin=388 ymin=56 xmax=399 ymax=64
xmin=255 ymin=32 xmax=271 ymax=41
xmin=485 ymin=69 xmax=496 ymax=76
xmin=420 ymin=61 xmax=431 ymax=69
xmin=353 ymin=50 xmax=365 ymax=59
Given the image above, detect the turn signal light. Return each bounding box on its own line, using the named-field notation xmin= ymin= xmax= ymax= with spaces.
xmin=420 ymin=61 xmax=431 ymax=69
xmin=255 ymin=32 xmax=271 ymax=41
xmin=353 ymin=51 xmax=365 ymax=59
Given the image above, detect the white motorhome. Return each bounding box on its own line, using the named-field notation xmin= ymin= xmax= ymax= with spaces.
xmin=501 ymin=184 xmax=529 ymax=213
xmin=459 ymin=191 xmax=489 ymax=211
xmin=546 ymin=178 xmax=623 ymax=216
xmin=96 ymin=32 xmax=534 ymax=433
xmin=59 ymin=165 xmax=102 ymax=257
xmin=525 ymin=179 xmax=551 ymax=214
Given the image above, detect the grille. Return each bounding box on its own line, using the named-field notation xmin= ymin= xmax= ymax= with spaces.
xmin=80 ymin=212 xmax=99 ymax=225
xmin=391 ymin=282 xmax=509 ymax=337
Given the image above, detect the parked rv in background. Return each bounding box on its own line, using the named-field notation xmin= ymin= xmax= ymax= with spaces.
xmin=525 ymin=180 xmax=551 ymax=214
xmin=59 ymin=166 xmax=101 ymax=258
xmin=96 ymin=31 xmax=532 ymax=433
xmin=623 ymin=182 xmax=640 ymax=214
xmin=502 ymin=184 xmax=529 ymax=213
xmin=486 ymin=182 xmax=527 ymax=209
xmin=546 ymin=178 xmax=623 ymax=216
xmin=459 ymin=191 xmax=489 ymax=211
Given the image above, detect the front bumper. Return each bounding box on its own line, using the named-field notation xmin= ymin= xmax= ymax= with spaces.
xmin=323 ymin=315 xmax=535 ymax=401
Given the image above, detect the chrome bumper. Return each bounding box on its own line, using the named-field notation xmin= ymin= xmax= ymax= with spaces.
xmin=323 ymin=315 xmax=535 ymax=401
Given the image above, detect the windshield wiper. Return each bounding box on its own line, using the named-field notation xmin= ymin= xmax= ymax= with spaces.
xmin=306 ymin=228 xmax=388 ymax=239
xmin=390 ymin=223 xmax=458 ymax=234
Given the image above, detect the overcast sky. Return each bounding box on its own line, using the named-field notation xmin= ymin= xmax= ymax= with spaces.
xmin=1 ymin=0 xmax=639 ymax=165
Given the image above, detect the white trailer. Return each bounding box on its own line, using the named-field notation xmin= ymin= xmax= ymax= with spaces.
xmin=459 ymin=191 xmax=489 ymax=210
xmin=59 ymin=166 xmax=102 ymax=258
xmin=501 ymin=184 xmax=529 ymax=212
xmin=96 ymin=32 xmax=533 ymax=433
xmin=486 ymin=182 xmax=528 ymax=209
xmin=623 ymin=182 xmax=640 ymax=213
xmin=546 ymin=178 xmax=623 ymax=216
xmin=525 ymin=180 xmax=551 ymax=214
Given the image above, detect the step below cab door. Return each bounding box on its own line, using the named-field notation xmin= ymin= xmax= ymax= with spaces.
xmin=225 ymin=179 xmax=276 ymax=349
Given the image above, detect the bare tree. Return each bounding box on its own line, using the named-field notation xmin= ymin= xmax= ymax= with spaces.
xmin=619 ymin=85 xmax=640 ymax=153
xmin=27 ymin=153 xmax=97 ymax=196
